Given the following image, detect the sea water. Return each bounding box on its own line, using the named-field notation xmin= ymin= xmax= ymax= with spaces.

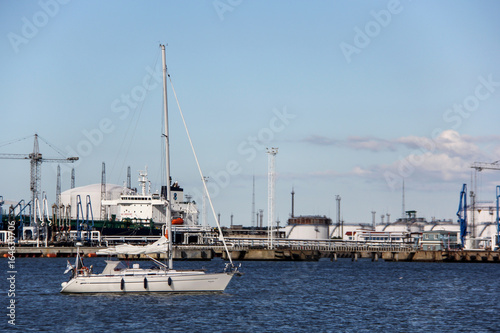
xmin=1 ymin=257 xmax=499 ymax=332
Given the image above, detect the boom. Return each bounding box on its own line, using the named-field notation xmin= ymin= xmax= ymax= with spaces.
xmin=0 ymin=134 xmax=78 ymax=220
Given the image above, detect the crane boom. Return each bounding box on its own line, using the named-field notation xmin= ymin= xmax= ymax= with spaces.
xmin=40 ymin=157 xmax=79 ymax=163
xmin=0 ymin=155 xmax=78 ymax=162
xmin=471 ymin=161 xmax=500 ymax=172
xmin=0 ymin=154 xmax=30 ymax=159
xmin=0 ymin=134 xmax=78 ymax=221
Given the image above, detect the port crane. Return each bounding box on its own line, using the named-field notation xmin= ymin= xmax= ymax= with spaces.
xmin=470 ymin=161 xmax=500 ymax=249
xmin=471 ymin=161 xmax=500 ymax=172
xmin=0 ymin=134 xmax=78 ymax=221
xmin=456 ymin=184 xmax=467 ymax=247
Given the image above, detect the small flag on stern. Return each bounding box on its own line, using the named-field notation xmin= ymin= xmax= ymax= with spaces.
xmin=64 ymin=260 xmax=74 ymax=274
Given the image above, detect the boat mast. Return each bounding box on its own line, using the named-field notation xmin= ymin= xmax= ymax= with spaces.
xmin=161 ymin=44 xmax=173 ymax=269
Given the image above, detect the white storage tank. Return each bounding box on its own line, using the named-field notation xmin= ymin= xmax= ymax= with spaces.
xmin=59 ymin=184 xmax=133 ymax=220
xmin=285 ymin=215 xmax=332 ymax=240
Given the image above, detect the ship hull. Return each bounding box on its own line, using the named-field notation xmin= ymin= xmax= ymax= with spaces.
xmin=60 ymin=271 xmax=234 ymax=293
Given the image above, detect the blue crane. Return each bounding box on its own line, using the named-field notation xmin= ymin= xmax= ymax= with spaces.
xmin=456 ymin=184 xmax=467 ymax=248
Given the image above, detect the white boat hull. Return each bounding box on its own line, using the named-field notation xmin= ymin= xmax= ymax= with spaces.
xmin=61 ymin=271 xmax=234 ymax=293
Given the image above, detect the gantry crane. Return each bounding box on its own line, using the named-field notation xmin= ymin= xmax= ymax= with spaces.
xmin=0 ymin=134 xmax=78 ymax=221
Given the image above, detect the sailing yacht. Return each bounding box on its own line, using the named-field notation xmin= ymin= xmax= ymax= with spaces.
xmin=60 ymin=44 xmax=239 ymax=293
xmin=60 ymin=240 xmax=236 ymax=293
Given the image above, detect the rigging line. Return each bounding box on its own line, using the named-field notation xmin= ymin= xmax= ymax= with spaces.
xmin=37 ymin=134 xmax=70 ymax=158
xmin=157 ymin=127 xmax=165 ymax=187
xmin=0 ymin=134 xmax=33 ymax=149
xmin=116 ymin=91 xmax=148 ymax=181
xmin=157 ymin=100 xmax=166 ymax=187
xmin=110 ymin=51 xmax=161 ymax=184
xmin=168 ymin=73 xmax=234 ymax=267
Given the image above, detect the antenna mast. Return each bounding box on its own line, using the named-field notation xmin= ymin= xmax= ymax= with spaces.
xmin=127 ymin=166 xmax=131 ymax=189
xmin=402 ymin=179 xmax=405 ymax=220
xmin=100 ymin=162 xmax=107 ymax=220
xmin=251 ymin=175 xmax=255 ymax=227
xmin=71 ymin=168 xmax=75 ymax=188
xmin=56 ymin=165 xmax=61 ymax=207
xmin=335 ymin=195 xmax=341 ymax=225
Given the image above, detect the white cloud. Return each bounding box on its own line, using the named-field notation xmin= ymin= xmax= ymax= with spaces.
xmin=350 ymin=166 xmax=373 ymax=176
xmin=303 ymin=135 xmax=339 ymax=146
xmin=347 ymin=137 xmax=396 ymax=151
xmin=303 ymin=130 xmax=500 ymax=187
xmin=433 ymin=130 xmax=484 ymax=159
xmin=304 ymin=129 xmax=497 ymax=159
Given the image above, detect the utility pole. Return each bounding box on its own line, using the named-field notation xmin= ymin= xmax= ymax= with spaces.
xmin=251 ymin=175 xmax=255 ymax=227
xmin=100 ymin=162 xmax=107 ymax=220
xmin=203 ymin=176 xmax=209 ymax=228
xmin=335 ymin=195 xmax=341 ymax=238
xmin=402 ymin=179 xmax=405 ymax=220
xmin=127 ymin=166 xmax=131 ymax=189
xmin=56 ymin=165 xmax=61 ymax=208
xmin=267 ymin=147 xmax=278 ymax=249
xmin=371 ymin=211 xmax=376 ymax=230
xmin=71 ymin=168 xmax=75 ymax=189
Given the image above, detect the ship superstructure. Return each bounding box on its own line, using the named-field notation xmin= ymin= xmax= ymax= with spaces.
xmin=101 ymin=168 xmax=199 ymax=227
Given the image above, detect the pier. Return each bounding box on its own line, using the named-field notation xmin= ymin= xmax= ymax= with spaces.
xmin=2 ymin=237 xmax=499 ymax=262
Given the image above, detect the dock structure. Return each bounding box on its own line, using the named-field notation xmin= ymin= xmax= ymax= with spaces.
xmin=2 ymin=237 xmax=499 ymax=262
xmin=220 ymin=238 xmax=415 ymax=261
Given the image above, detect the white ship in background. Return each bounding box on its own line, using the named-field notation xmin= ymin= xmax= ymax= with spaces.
xmin=101 ymin=167 xmax=199 ymax=227
xmin=59 ymin=168 xmax=199 ymax=229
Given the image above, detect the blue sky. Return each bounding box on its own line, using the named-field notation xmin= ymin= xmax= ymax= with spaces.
xmin=1 ymin=0 xmax=500 ymax=226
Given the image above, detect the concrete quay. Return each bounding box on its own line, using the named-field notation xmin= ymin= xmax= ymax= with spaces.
xmin=2 ymin=245 xmax=499 ymax=263
xmin=410 ymin=250 xmax=500 ymax=263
